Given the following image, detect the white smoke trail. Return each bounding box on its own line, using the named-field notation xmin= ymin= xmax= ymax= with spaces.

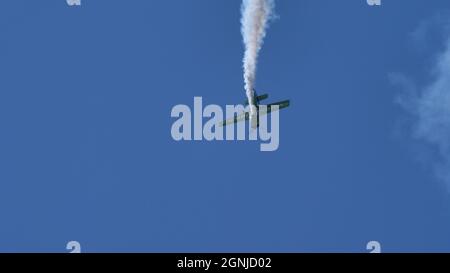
xmin=241 ymin=0 xmax=275 ymax=118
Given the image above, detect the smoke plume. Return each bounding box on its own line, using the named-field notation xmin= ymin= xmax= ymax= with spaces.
xmin=241 ymin=0 xmax=275 ymax=116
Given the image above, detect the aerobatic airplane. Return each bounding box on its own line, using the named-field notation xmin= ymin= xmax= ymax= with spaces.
xmin=219 ymin=90 xmax=290 ymax=129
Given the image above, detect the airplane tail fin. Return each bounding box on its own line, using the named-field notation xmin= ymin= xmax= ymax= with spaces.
xmin=243 ymin=92 xmax=269 ymax=106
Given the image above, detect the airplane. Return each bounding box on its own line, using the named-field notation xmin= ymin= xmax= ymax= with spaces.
xmin=219 ymin=90 xmax=290 ymax=129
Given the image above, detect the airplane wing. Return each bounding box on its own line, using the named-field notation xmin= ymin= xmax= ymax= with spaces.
xmin=218 ymin=111 xmax=250 ymax=127
xmin=219 ymin=100 xmax=290 ymax=127
xmin=258 ymin=100 xmax=290 ymax=116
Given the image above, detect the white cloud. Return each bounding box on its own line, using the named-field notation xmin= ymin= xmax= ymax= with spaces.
xmin=394 ymin=24 xmax=450 ymax=189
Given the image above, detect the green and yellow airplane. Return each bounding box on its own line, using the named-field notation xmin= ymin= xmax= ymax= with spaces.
xmin=219 ymin=90 xmax=290 ymax=128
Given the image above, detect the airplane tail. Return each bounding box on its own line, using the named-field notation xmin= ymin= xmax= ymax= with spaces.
xmin=244 ymin=91 xmax=269 ymax=106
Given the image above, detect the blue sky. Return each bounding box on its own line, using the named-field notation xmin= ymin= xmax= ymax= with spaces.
xmin=1 ymin=0 xmax=450 ymax=252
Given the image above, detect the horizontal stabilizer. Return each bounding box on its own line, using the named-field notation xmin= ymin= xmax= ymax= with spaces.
xmin=256 ymin=94 xmax=269 ymax=102
xmin=244 ymin=93 xmax=269 ymax=106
